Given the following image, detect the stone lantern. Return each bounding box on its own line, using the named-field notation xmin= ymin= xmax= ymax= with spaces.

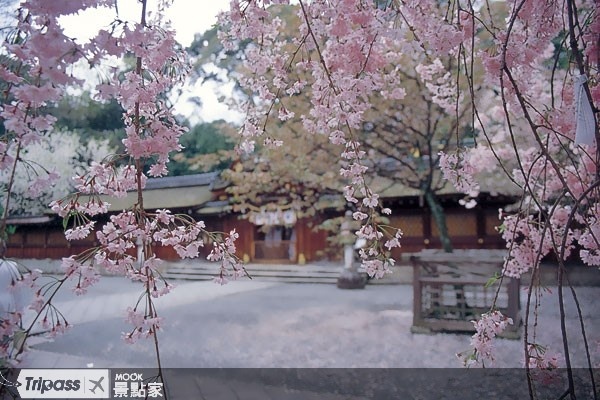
xmin=337 ymin=211 xmax=368 ymax=289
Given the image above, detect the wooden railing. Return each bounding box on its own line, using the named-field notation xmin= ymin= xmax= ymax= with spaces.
xmin=410 ymin=249 xmax=521 ymax=338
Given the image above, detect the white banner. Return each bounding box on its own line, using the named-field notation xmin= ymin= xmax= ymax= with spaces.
xmin=251 ymin=209 xmax=297 ymax=226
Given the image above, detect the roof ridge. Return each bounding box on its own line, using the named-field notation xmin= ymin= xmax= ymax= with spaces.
xmin=144 ymin=171 xmax=220 ymax=189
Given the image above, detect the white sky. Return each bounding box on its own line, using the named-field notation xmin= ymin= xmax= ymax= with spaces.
xmin=60 ymin=0 xmax=240 ymax=124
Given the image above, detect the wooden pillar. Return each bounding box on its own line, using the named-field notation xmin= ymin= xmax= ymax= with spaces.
xmin=476 ymin=206 xmax=485 ymax=248
xmin=231 ymin=217 xmax=253 ymax=262
xmin=296 ymin=218 xmax=307 ymax=264
xmin=422 ymin=209 xmax=431 ymax=249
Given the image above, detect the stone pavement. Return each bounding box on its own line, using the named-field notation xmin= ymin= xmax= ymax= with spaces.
xmin=15 ymin=279 xmax=380 ymax=399
xmin=9 ymin=270 xmax=600 ymax=399
xmin=18 ymin=275 xmax=600 ymax=367
xmin=21 ymin=279 xmax=283 ymax=367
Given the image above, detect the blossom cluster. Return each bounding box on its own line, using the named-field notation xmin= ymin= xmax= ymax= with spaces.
xmin=93 ymin=22 xmax=190 ymax=177
xmin=460 ymin=310 xmax=514 ymax=366
xmin=526 ymin=343 xmax=560 ymax=370
xmin=124 ymin=306 xmax=164 ymax=344
xmin=207 ymin=229 xmax=247 ymax=285
xmin=415 ymin=59 xmax=460 ymax=114
xmin=438 ymin=150 xmax=480 ymax=198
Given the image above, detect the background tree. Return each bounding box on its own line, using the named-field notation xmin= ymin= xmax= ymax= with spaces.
xmin=169 ymin=120 xmax=235 ymax=175
xmin=0 ymin=130 xmax=114 ymax=216
xmin=190 ymin=4 xmax=517 ymax=254
xmin=52 ymin=92 xmax=125 ymax=151
xmin=361 ymin=56 xmax=473 ymax=253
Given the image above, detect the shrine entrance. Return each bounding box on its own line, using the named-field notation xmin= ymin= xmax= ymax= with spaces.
xmin=253 ymin=225 xmax=297 ymax=263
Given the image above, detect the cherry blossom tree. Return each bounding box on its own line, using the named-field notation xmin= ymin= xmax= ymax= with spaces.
xmin=187 ymin=13 xmax=348 ymax=234
xmin=187 ymin=78 xmax=345 ymax=223
xmin=0 ymin=1 xmax=246 ymax=387
xmin=217 ymin=0 xmax=598 ymax=396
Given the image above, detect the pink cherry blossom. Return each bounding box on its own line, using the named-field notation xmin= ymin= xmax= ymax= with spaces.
xmin=461 ymin=310 xmax=514 ymax=366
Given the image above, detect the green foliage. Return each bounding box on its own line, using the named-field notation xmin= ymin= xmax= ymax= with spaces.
xmin=48 ymin=93 xmax=234 ymax=176
xmin=187 ymin=4 xmax=296 ymax=90
xmin=185 ymin=121 xmax=232 ymax=154
xmin=187 ymin=26 xmax=244 ymax=86
xmin=484 ymin=271 xmax=502 ymax=288
xmin=52 ymin=92 xmax=126 ymax=151
xmin=547 ymin=31 xmax=570 ymax=70
xmin=169 ymin=120 xmax=235 ymax=175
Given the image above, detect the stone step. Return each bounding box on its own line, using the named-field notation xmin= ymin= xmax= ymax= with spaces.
xmin=162 ymin=265 xmax=341 ymax=284
xmin=161 ymin=263 xmax=409 ymax=284
xmin=163 ymin=271 xmax=339 ymax=284
xmin=164 ymin=270 xmax=341 ymax=279
xmin=165 ymin=266 xmax=341 ymax=275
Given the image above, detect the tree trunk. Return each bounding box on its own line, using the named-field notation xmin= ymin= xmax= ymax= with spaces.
xmin=424 ymin=190 xmax=453 ymax=253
